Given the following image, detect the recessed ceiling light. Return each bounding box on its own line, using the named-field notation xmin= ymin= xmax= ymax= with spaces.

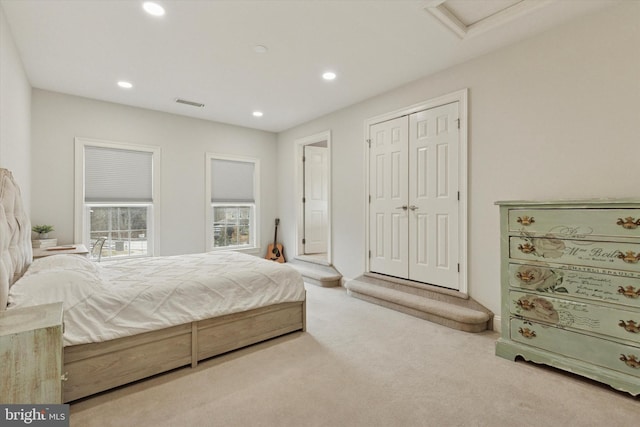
xmin=117 ymin=81 xmax=133 ymax=89
xmin=252 ymin=111 xmax=263 ymax=117
xmin=322 ymin=72 xmax=337 ymax=81
xmin=253 ymin=45 xmax=268 ymax=54
xmin=143 ymin=2 xmax=165 ymax=17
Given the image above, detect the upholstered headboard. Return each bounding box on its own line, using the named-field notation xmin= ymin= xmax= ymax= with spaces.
xmin=0 ymin=168 xmax=32 ymax=310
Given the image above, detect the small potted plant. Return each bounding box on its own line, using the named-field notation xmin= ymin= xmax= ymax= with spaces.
xmin=32 ymin=224 xmax=54 ymax=239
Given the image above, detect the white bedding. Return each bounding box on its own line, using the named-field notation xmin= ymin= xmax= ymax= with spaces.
xmin=8 ymin=251 xmax=305 ymax=346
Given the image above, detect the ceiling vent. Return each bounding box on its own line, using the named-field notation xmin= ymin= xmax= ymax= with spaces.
xmin=175 ymin=98 xmax=205 ymax=108
xmin=425 ymin=0 xmax=553 ymax=39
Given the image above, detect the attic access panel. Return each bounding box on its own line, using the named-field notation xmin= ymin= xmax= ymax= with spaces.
xmin=425 ymin=0 xmax=553 ymax=39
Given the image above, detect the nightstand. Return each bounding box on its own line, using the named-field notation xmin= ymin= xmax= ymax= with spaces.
xmin=0 ymin=302 xmax=64 ymax=403
xmin=32 ymin=244 xmax=89 ymax=259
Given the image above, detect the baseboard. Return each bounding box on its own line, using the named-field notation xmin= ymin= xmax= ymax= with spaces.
xmin=492 ymin=315 xmax=501 ymax=333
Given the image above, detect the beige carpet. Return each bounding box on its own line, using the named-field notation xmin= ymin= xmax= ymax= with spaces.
xmin=70 ymin=285 xmax=639 ymax=426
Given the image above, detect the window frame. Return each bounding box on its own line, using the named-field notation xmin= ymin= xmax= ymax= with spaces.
xmin=83 ymin=203 xmax=153 ymax=260
xmin=75 ymin=137 xmax=161 ymax=259
xmin=205 ymin=152 xmax=260 ymax=253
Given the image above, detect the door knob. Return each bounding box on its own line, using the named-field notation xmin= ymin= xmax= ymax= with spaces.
xmin=395 ymin=205 xmax=408 ymax=210
xmin=408 ymin=205 xmax=418 ymax=211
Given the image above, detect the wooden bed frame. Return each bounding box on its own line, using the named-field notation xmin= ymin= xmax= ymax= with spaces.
xmin=0 ymin=168 xmax=306 ymax=403
xmin=64 ymin=300 xmax=305 ymax=402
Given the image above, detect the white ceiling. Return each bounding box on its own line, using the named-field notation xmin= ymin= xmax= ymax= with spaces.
xmin=1 ymin=0 xmax=619 ymax=133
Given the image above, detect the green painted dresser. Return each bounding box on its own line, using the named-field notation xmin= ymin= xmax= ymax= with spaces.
xmin=495 ymin=200 xmax=640 ymax=395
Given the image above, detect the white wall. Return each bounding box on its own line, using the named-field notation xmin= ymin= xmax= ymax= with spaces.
xmin=0 ymin=5 xmax=31 ymax=211
xmin=31 ymin=90 xmax=278 ymax=256
xmin=277 ymin=1 xmax=640 ymax=316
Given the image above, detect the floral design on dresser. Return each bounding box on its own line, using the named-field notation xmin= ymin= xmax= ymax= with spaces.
xmin=515 ymin=264 xmax=567 ymax=294
xmin=515 ymin=295 xmax=560 ymax=323
xmin=517 ymin=232 xmax=566 ymax=259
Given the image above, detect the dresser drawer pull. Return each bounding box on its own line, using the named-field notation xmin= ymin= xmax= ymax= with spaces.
xmin=518 ymin=327 xmax=537 ymax=339
xmin=516 ymin=271 xmax=535 ymax=282
xmin=619 ymin=320 xmax=640 ymax=333
xmin=617 ymin=285 xmax=640 ymax=299
xmin=616 ymin=250 xmax=640 ymax=264
xmin=617 ymin=217 xmax=640 ymax=230
xmin=517 ymin=216 xmax=535 ymax=226
xmin=619 ymin=354 xmax=640 ymax=369
xmin=517 ymin=243 xmax=536 ymax=254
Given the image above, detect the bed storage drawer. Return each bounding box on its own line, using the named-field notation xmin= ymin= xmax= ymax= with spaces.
xmin=508 ymin=209 xmax=640 ymax=238
xmin=510 ymin=318 xmax=640 ymax=379
xmin=64 ymin=323 xmax=193 ymax=402
xmin=197 ymin=302 xmax=303 ymax=360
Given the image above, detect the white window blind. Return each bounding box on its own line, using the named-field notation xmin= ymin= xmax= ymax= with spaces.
xmin=85 ymin=146 xmax=153 ymax=202
xmin=211 ymin=159 xmax=255 ymax=203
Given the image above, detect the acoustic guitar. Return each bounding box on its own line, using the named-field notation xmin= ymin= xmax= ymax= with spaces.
xmin=266 ymin=218 xmax=285 ymax=263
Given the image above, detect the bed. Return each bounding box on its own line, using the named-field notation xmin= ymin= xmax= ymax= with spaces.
xmin=0 ymin=168 xmax=306 ymax=402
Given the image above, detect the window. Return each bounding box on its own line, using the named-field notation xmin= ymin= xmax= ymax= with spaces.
xmin=75 ymin=138 xmax=160 ymax=260
xmin=206 ymin=154 xmax=260 ymax=251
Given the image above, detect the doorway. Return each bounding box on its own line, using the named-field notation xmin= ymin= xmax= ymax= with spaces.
xmin=365 ymin=90 xmax=468 ymax=293
xmin=295 ymin=131 xmax=332 ymax=263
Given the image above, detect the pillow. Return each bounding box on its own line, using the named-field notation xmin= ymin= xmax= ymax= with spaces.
xmin=8 ymin=266 xmax=103 ymax=311
xmin=26 ymin=254 xmax=99 ymax=276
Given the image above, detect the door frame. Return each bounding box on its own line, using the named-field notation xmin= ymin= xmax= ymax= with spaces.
xmin=294 ymin=130 xmax=332 ymax=263
xmin=364 ymin=89 xmax=468 ymax=294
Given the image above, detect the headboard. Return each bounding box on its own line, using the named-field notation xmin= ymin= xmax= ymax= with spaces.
xmin=0 ymin=168 xmax=33 ymax=310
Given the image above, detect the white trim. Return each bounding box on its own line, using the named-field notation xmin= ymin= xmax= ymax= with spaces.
xmin=74 ymin=137 xmax=161 ymax=256
xmin=493 ymin=315 xmax=502 ymax=333
xmin=425 ymin=0 xmax=554 ymax=39
xmin=294 ymin=130 xmax=332 ymax=264
xmin=364 ymin=88 xmax=468 ymax=294
xmin=205 ymin=152 xmax=261 ymax=252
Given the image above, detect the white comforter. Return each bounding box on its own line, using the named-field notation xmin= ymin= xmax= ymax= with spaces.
xmin=8 ymin=251 xmax=305 ymax=346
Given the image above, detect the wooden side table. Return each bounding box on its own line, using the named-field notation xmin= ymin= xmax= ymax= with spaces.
xmin=32 ymin=244 xmax=89 ymax=259
xmin=0 ymin=302 xmax=64 ymax=403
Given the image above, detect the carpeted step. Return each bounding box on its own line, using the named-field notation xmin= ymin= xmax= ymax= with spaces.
xmin=287 ymin=258 xmax=342 ymax=287
xmin=346 ymin=279 xmax=492 ymax=333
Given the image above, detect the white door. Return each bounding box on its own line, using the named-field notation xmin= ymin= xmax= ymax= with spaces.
xmin=369 ymin=116 xmax=409 ymax=278
xmin=304 ymin=145 xmax=328 ymax=254
xmin=408 ymin=102 xmax=459 ymax=288
xmin=369 ymin=102 xmax=460 ymax=290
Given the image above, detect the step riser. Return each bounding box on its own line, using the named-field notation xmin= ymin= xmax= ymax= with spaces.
xmin=348 ymin=290 xmax=489 ymax=333
xmin=355 ymin=274 xmax=490 ymax=313
xmin=287 ymin=259 xmax=342 ymax=288
xmin=363 ymin=272 xmax=467 ymax=300
xmin=303 ymin=276 xmax=341 ymax=288
xmin=346 ymin=275 xmax=493 ymax=333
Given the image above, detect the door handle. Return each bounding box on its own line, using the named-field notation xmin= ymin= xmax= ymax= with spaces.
xmin=395 ymin=205 xmax=408 ymax=211
xmin=409 ymin=205 xmax=418 ymax=211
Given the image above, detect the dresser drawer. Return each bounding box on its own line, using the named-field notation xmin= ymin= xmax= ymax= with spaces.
xmin=510 ymin=291 xmax=640 ymax=344
xmin=508 ymin=209 xmax=640 ymax=238
xmin=509 ymin=236 xmax=640 ymax=272
xmin=510 ymin=317 xmax=640 ymax=378
xmin=508 ymin=263 xmax=640 ymax=309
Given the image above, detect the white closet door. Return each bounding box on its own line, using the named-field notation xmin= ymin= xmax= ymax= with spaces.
xmin=408 ymin=102 xmax=459 ymax=289
xmin=304 ymin=145 xmax=328 ymax=254
xmin=368 ymin=102 xmax=461 ymax=290
xmin=369 ymin=116 xmax=409 ymax=278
